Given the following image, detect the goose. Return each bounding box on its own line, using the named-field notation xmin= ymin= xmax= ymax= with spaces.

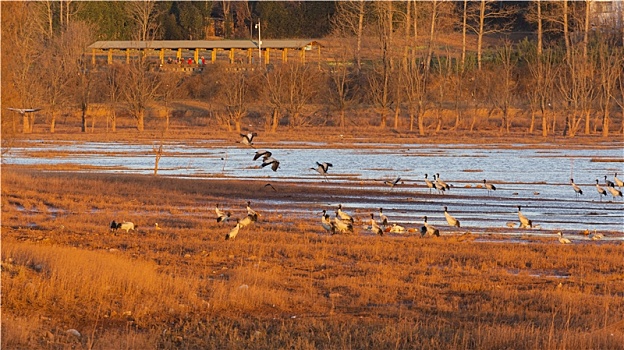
xmin=595 ymin=179 xmax=607 ymax=200
xmin=517 ymin=206 xmax=532 ymax=229
xmin=246 ymin=201 xmax=259 ymax=220
xmin=378 ymin=208 xmax=389 ymax=226
xmin=570 ymin=178 xmax=583 ymax=197
xmin=253 ymin=150 xmax=272 ymax=161
xmin=421 ymin=216 xmax=440 ymax=237
xmin=483 ymin=179 xmax=496 ymax=194
xmin=557 ymin=231 xmax=571 ymax=244
xmin=336 ymin=204 xmax=354 ymax=223
xmin=311 ymin=162 xmax=333 ymax=181
xmin=435 ymin=173 xmax=450 ymax=190
xmin=369 ymin=213 xmax=384 ymax=236
xmin=240 ymin=132 xmax=257 ymax=147
xmin=606 ymin=185 xmax=623 ymax=200
xmin=261 ymin=157 xmax=280 ymax=171
xmin=225 ymin=222 xmax=241 ymax=240
xmin=604 ymin=175 xmax=615 ymax=188
xmin=7 ymin=107 xmax=41 ymax=114
xmin=384 ymin=176 xmax=401 ymax=189
xmin=333 ymin=215 xmax=353 ymax=234
xmin=443 ymin=206 xmax=460 ymax=228
xmin=215 ymin=204 xmax=231 ymax=223
xmin=424 ymin=174 xmax=434 ymax=193
xmin=432 ymin=175 xmax=446 ymax=194
xmin=614 ymin=173 xmax=623 ymax=188
xmin=321 ymin=210 xmax=335 ymax=234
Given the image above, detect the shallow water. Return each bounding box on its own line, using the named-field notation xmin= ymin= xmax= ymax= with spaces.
xmin=4 ymin=140 xmax=624 ymax=234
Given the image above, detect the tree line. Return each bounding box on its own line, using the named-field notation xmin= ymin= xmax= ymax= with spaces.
xmin=1 ymin=1 xmax=623 ymax=138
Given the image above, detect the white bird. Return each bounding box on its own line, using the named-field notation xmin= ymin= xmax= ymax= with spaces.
xmin=517 ymin=206 xmax=532 ymax=229
xmin=253 ymin=150 xmax=272 ymax=161
xmin=614 ymin=173 xmax=623 ymax=188
xmin=384 ymin=176 xmax=401 ymax=189
xmin=557 ymin=231 xmax=571 ymax=244
xmin=261 ymin=157 xmax=280 ymax=172
xmin=336 ymin=204 xmax=354 ymax=223
xmin=311 ymin=162 xmax=333 ymax=181
xmin=424 ymin=174 xmax=434 ymax=193
xmin=387 ymin=223 xmax=406 ymax=234
xmin=378 ymin=208 xmax=389 ymax=226
xmin=238 ymin=214 xmax=256 ymax=228
xmin=483 ymin=179 xmax=496 ymax=194
xmin=570 ymin=178 xmax=583 ymax=197
xmin=435 ymin=173 xmax=450 ymax=191
xmin=215 ymin=204 xmax=231 ymax=223
xmin=443 ymin=206 xmax=460 ymax=228
xmin=154 ymin=222 xmax=162 ymax=230
xmin=369 ymin=213 xmax=384 ymax=236
xmin=226 ymin=222 xmax=241 ymax=240
xmin=432 ymin=174 xmax=446 ymax=194
xmin=7 ymin=107 xmax=41 ymax=114
xmin=118 ymin=222 xmax=138 ymax=233
xmin=589 ymin=231 xmax=603 ymax=240
xmin=604 ymin=175 xmax=615 ymax=188
xmin=321 ymin=210 xmax=335 ymax=234
xmin=606 ymin=185 xmax=623 ymax=200
xmin=246 ymin=201 xmax=259 ymax=220
xmin=333 ymin=216 xmax=353 ymax=234
xmin=421 ymin=216 xmax=440 ymax=237
xmin=595 ymin=179 xmax=607 ymax=201
xmin=240 ymin=132 xmax=257 ymax=147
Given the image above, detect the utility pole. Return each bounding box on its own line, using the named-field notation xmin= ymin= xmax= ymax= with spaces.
xmin=255 ymin=20 xmax=262 ymax=65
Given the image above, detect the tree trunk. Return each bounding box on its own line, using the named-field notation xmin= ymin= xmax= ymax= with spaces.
xmin=542 ymin=109 xmax=548 ymax=137
xmin=418 ymin=103 xmax=425 ymax=136
xmin=426 ymin=0 xmax=437 ymax=72
xmin=271 ymin=108 xmax=279 ymax=133
xmin=50 ymin=113 xmax=56 ymax=134
xmin=111 ymin=109 xmax=117 ymax=132
xmin=477 ymin=0 xmax=485 ymax=70
xmin=409 ymin=110 xmax=415 ymax=132
xmin=563 ymin=0 xmax=570 ymax=61
xmin=340 ymin=109 xmax=346 ymax=130
xmin=536 ymin=0 xmax=543 ymax=56
xmin=461 ymin=0 xmax=468 ymax=71
xmin=22 ymin=114 xmax=30 ymax=134
xmin=602 ymin=109 xmax=609 ymax=138
xmin=529 ymin=110 xmax=535 ymax=134
xmin=583 ymin=0 xmax=590 ymax=60
xmin=136 ymin=109 xmax=145 ymax=132
xmin=81 ymin=110 xmax=87 ymax=132
xmin=356 ymin=0 xmax=365 ymax=72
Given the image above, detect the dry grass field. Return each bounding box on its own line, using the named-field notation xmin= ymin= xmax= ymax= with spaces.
xmin=2 ymin=165 xmax=623 ymax=350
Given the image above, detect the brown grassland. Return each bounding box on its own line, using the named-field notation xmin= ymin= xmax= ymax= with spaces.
xmin=1 ymin=163 xmax=624 ymax=349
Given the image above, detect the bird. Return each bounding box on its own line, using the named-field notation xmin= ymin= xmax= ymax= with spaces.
xmin=240 ymin=132 xmax=258 ymax=147
xmin=378 ymin=208 xmax=388 ymax=226
xmin=215 ymin=204 xmax=231 ymax=223
xmin=432 ymin=174 xmax=446 ymax=194
xmin=369 ymin=213 xmax=384 ymax=236
xmin=384 ymin=176 xmax=401 ymax=189
xmin=110 ymin=220 xmax=119 ymax=231
xmin=557 ymin=231 xmax=571 ymax=244
xmin=483 ymin=179 xmax=496 ymax=194
xmin=614 ymin=173 xmax=623 ymax=188
xmin=570 ymin=178 xmax=583 ymax=197
xmin=443 ymin=206 xmax=460 ymax=228
xmin=321 ymin=210 xmax=335 ymax=234
xmin=154 ymin=223 xmax=162 ymax=230
xmin=261 ymin=157 xmax=280 ymax=172
xmin=225 ymin=222 xmax=242 ymax=240
xmin=333 ymin=215 xmax=353 ymax=234
xmin=311 ymin=162 xmax=333 ymax=181
xmin=7 ymin=107 xmax=41 ymax=115
xmin=589 ymin=231 xmax=603 ymax=240
xmin=517 ymin=206 xmax=532 ymax=229
xmin=604 ymin=175 xmax=615 ymax=188
xmin=246 ymin=201 xmax=259 ymax=220
xmin=238 ymin=214 xmax=256 ymax=228
xmin=336 ymin=204 xmax=354 ymax=223
xmin=253 ymin=150 xmax=272 ymax=161
xmin=606 ymin=185 xmax=623 ymax=200
xmin=424 ymin=174 xmax=434 ymax=193
xmin=435 ymin=173 xmax=450 ymax=190
xmin=595 ymin=179 xmax=607 ymax=201
xmin=263 ymin=183 xmax=276 ymax=191
xmin=421 ymin=216 xmax=440 ymax=237
xmin=386 ymin=223 xmax=406 ymax=234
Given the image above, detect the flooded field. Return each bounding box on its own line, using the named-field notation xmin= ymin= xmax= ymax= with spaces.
xmin=4 ymin=139 xmax=624 ymax=236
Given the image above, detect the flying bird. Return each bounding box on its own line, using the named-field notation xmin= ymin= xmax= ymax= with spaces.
xmin=240 ymin=132 xmax=258 ymax=147
xmin=311 ymin=162 xmax=333 ymax=181
xmin=253 ymin=150 xmax=272 ymax=161
xmin=384 ymin=176 xmax=401 ymax=189
xmin=261 ymin=157 xmax=280 ymax=172
xmin=7 ymin=107 xmax=41 ymax=115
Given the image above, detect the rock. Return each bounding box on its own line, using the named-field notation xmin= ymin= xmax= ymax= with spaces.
xmin=66 ymin=329 xmax=81 ymax=338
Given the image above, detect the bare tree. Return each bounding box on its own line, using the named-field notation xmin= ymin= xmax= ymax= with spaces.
xmin=492 ymin=41 xmax=518 ymax=134
xmin=126 ymin=0 xmax=160 ymax=41
xmin=104 ymin=64 xmax=123 ymax=132
xmin=595 ymin=42 xmax=622 ymax=138
xmin=219 ymin=70 xmax=249 ymax=132
xmin=525 ymin=46 xmax=557 ymax=137
xmin=558 ymin=46 xmax=595 ymax=137
xmin=157 ymin=71 xmax=183 ymax=132
xmin=120 ymin=58 xmax=161 ymax=132
xmin=402 ymin=56 xmax=428 ymax=134
xmin=327 ymin=49 xmax=359 ymax=130
xmin=465 ymin=0 xmax=516 ymax=70
xmin=331 ymin=0 xmax=367 ymax=71
xmin=263 ymin=67 xmax=286 ymax=133
xmin=284 ymin=63 xmax=318 ymax=128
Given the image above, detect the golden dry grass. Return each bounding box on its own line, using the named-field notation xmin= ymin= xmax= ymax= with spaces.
xmin=2 ymin=167 xmax=624 ymax=349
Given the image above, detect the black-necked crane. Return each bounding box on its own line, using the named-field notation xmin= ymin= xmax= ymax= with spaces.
xmin=261 ymin=157 xmax=280 ymax=172
xmin=311 ymin=162 xmax=333 ymax=181
xmin=246 ymin=201 xmax=259 ymax=220
xmin=614 ymin=173 xmax=623 ymax=188
xmin=215 ymin=204 xmax=231 ymax=223
xmin=253 ymin=150 xmax=272 ymax=161
xmin=604 ymin=175 xmax=615 ymax=188
xmin=384 ymin=176 xmax=401 ymax=189
xmin=379 ymin=208 xmax=389 ymax=226
xmin=225 ymin=222 xmax=241 ymax=240
xmin=557 ymin=231 xmax=571 ymax=244
xmin=7 ymin=107 xmax=42 ymax=115
xmin=333 ymin=215 xmax=353 ymax=234
xmin=433 ymin=174 xmax=446 ymax=194
xmin=606 ymin=185 xmax=623 ymax=200
xmin=517 ymin=206 xmax=532 ymax=229
xmin=240 ymin=132 xmax=258 ymax=147
xmin=443 ymin=206 xmax=460 ymax=228
xmin=321 ymin=210 xmax=335 ymax=234
xmin=238 ymin=214 xmax=256 ymax=228
xmin=436 ymin=173 xmax=450 ymax=191
xmin=595 ymin=179 xmax=607 ymax=201
xmin=483 ymin=179 xmax=496 ymax=195
xmin=369 ymin=213 xmax=384 ymax=236
xmin=424 ymin=174 xmax=434 ymax=193
xmin=570 ymin=178 xmax=583 ymax=197
xmin=589 ymin=231 xmax=603 ymax=240
xmin=421 ymin=216 xmax=440 ymax=237
xmin=336 ymin=204 xmax=354 ymax=223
